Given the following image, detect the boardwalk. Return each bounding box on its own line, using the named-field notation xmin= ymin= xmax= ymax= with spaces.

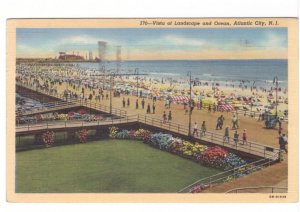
xmin=16 ymin=113 xmax=279 ymax=159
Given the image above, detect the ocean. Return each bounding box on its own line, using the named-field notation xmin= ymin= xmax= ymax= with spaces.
xmin=77 ymin=59 xmax=288 ymax=88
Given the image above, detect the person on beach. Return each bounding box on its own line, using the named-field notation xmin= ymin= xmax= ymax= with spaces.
xmin=165 ymin=99 xmax=169 ymax=109
xmin=122 ymin=97 xmax=126 ymax=108
xmin=279 ymin=133 xmax=288 ymax=153
xmin=127 ymin=98 xmax=130 ymax=107
xmin=219 ymin=115 xmax=225 ymax=129
xmin=106 ymin=93 xmax=109 ymax=100
xmin=193 ymin=122 xmax=199 ymax=137
xmin=141 ymin=98 xmax=145 ymax=109
xmin=232 ymin=114 xmax=238 ymax=129
xmin=184 ymin=102 xmax=187 ymax=110
xmin=213 ymin=103 xmax=217 ymax=113
xmin=233 ymin=130 xmax=239 ymax=145
xmin=168 ymin=111 xmax=172 ymax=122
xmin=236 ymin=114 xmax=240 ymax=129
xmin=208 ymin=104 xmax=212 ymax=113
xmin=223 ymin=126 xmax=230 ymax=143
xmin=136 ymin=99 xmax=139 ymax=109
xmin=168 ymin=99 xmax=172 ymax=108
xmin=147 ymin=103 xmax=151 ymax=114
xmin=216 ymin=116 xmax=221 ymax=130
xmin=242 ymin=129 xmax=247 ymax=145
xmin=201 ymin=121 xmax=207 ymax=136
xmin=216 ymin=115 xmax=224 ymax=130
xmin=152 ymin=102 xmax=156 ymax=114
xmin=163 ymin=111 xmax=167 ymax=123
xmin=278 ymin=120 xmax=282 ymax=135
xmin=185 ymin=107 xmax=188 ymax=115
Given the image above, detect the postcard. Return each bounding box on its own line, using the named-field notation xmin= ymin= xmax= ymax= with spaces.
xmin=6 ymin=18 xmax=298 ymax=202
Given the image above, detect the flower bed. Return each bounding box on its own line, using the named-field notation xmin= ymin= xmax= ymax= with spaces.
xmin=42 ymin=131 xmax=55 ymax=147
xmin=108 ymin=127 xmax=247 ymax=171
xmin=77 ymin=129 xmax=88 ymax=143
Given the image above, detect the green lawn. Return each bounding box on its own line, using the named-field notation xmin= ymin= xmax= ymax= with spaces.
xmin=16 ymin=139 xmax=221 ymax=193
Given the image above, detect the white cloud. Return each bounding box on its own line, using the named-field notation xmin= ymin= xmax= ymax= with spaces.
xmin=261 ymin=33 xmax=287 ymax=49
xmin=163 ymin=35 xmax=207 ymax=46
xmin=133 ymin=35 xmax=214 ymax=51
xmin=59 ymin=35 xmax=117 ymax=46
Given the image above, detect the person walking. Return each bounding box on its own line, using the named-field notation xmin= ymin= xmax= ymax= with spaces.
xmin=127 ymin=98 xmax=130 ymax=107
xmin=208 ymin=104 xmax=212 ymax=113
xmin=232 ymin=114 xmax=238 ymax=129
xmin=141 ymin=98 xmax=145 ymax=109
xmin=122 ymin=97 xmax=126 ymax=108
xmin=233 ymin=130 xmax=239 ymax=146
xmin=193 ymin=122 xmax=199 ymax=137
xmin=165 ymin=99 xmax=169 ymax=109
xmin=279 ymin=133 xmax=288 ymax=153
xmin=242 ymin=129 xmax=247 ymax=145
xmin=219 ymin=115 xmax=225 ymax=129
xmin=146 ymin=103 xmax=151 ymax=114
xmin=216 ymin=116 xmax=221 ymax=130
xmin=278 ymin=120 xmax=283 ymax=135
xmin=201 ymin=121 xmax=207 ymax=136
xmin=213 ymin=103 xmax=217 ymax=113
xmin=136 ymin=99 xmax=139 ymax=109
xmin=168 ymin=111 xmax=172 ymax=122
xmin=163 ymin=111 xmax=167 ymax=123
xmin=223 ymin=126 xmax=230 ymax=143
xmin=152 ymin=102 xmax=156 ymax=114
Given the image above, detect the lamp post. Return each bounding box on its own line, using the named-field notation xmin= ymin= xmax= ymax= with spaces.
xmin=66 ymin=70 xmax=69 ymax=102
xmin=109 ymin=72 xmax=115 ymax=115
xmin=273 ymin=76 xmax=278 ymax=117
xmin=135 ymin=68 xmax=139 ymax=97
xmin=187 ymin=71 xmax=192 ymax=137
xmin=101 ymin=65 xmax=106 ymax=90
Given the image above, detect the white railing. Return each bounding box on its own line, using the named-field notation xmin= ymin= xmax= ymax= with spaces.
xmin=177 ymin=152 xmax=279 ymax=193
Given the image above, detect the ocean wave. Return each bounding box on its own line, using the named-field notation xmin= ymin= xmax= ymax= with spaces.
xmin=148 ymin=72 xmax=181 ymax=76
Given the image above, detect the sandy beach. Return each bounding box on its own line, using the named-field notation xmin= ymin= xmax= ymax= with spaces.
xmin=16 ymin=62 xmax=288 ymax=148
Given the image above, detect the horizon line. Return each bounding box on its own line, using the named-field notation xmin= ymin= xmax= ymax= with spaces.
xmin=16 ymin=58 xmax=287 ymax=61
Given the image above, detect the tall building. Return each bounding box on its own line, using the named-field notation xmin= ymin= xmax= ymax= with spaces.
xmin=89 ymin=51 xmax=93 ymax=61
xmin=98 ymin=41 xmax=107 ymax=63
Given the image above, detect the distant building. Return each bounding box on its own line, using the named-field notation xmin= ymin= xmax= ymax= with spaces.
xmin=89 ymin=51 xmax=93 ymax=61
xmin=58 ymin=52 xmax=84 ymax=61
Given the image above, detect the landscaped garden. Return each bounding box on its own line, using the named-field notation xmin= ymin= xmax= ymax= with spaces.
xmin=16 ymin=139 xmax=221 ymax=193
xmin=16 ymin=127 xmax=256 ymax=193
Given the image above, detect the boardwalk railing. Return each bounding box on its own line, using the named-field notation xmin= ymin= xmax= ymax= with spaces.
xmin=178 ymin=152 xmax=279 ymax=193
xmin=137 ymin=114 xmax=279 ymax=159
xmin=16 ymin=115 xmax=138 ymax=133
xmin=16 ymin=82 xmax=127 ymax=117
xmin=225 ymin=186 xmax=288 ymax=193
xmin=16 ymin=113 xmax=280 ymax=159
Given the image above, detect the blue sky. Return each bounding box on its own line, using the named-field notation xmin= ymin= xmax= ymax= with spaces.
xmin=16 ymin=28 xmax=287 ymax=60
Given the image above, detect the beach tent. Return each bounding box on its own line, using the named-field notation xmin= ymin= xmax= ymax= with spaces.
xmin=171 ymin=96 xmax=189 ymax=104
xmin=218 ymin=104 xmax=235 ymax=112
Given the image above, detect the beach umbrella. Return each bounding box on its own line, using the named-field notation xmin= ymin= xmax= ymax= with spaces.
xmin=270 ymin=109 xmax=284 ymax=117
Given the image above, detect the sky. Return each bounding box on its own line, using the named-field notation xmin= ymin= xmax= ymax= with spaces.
xmin=16 ymin=28 xmax=287 ymax=60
